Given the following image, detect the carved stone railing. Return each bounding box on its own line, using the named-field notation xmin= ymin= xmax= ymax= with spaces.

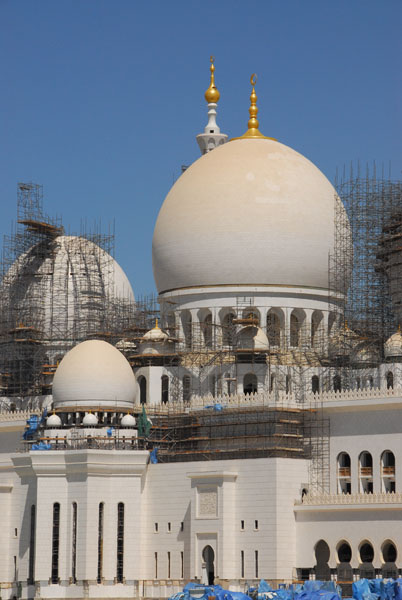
xmin=0 ymin=409 xmax=40 ymax=422
xmin=315 ymin=386 xmax=402 ymax=404
xmin=295 ymin=492 xmax=402 ymax=506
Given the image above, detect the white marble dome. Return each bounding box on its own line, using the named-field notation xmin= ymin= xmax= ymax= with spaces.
xmin=153 ymin=138 xmax=350 ymax=294
xmin=52 ymin=340 xmax=137 ymax=410
xmin=82 ymin=412 xmax=98 ymax=426
xmin=46 ymin=413 xmax=62 ymax=427
xmin=121 ymin=413 xmax=136 ymax=427
xmin=384 ymin=329 xmax=402 ymax=360
xmin=142 ymin=322 xmax=169 ymax=342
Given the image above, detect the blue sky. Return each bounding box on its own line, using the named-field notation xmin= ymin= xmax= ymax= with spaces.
xmin=1 ymin=0 xmax=401 ymax=295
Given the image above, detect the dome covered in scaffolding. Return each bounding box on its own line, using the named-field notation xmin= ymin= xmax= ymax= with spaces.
xmin=52 ymin=339 xmax=137 ymax=410
xmin=0 ymin=234 xmax=134 ymax=344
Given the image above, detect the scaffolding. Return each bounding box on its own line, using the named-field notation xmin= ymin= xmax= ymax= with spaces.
xmin=143 ymin=393 xmax=329 ymax=493
xmin=0 ymin=183 xmax=140 ymax=398
xmin=329 ymin=169 xmax=402 ymax=388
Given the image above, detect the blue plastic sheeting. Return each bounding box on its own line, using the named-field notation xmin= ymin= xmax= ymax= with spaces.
xmin=395 ymin=580 xmax=402 ymax=600
xmin=22 ymin=408 xmax=48 ymax=440
xmin=204 ymin=404 xmax=224 ymax=412
xmin=150 ymin=448 xmax=159 ymax=464
xmin=258 ymin=579 xmax=273 ymax=600
xmin=169 ymin=580 xmax=343 ymax=600
xmin=23 ymin=415 xmax=41 ymax=440
xmin=107 ymin=427 xmax=114 ymax=437
xmin=353 ymin=579 xmax=402 ymax=600
xmin=31 ymin=441 xmax=52 ymax=450
xmin=170 ymin=583 xmax=249 ymax=600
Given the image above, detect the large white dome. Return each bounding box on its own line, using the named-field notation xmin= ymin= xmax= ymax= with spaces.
xmin=52 ymin=339 xmax=137 ymax=410
xmin=153 ymin=138 xmax=348 ymax=294
xmin=1 ymin=235 xmax=134 ymax=338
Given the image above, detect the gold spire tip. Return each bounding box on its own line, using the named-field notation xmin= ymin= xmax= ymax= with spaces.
xmin=155 ymin=318 xmax=159 ymax=329
xmin=204 ymin=55 xmax=220 ymax=104
xmin=231 ymin=73 xmax=276 ymax=142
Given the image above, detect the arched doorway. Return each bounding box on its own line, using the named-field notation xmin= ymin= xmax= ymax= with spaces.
xmin=243 ymin=373 xmax=257 ymax=395
xmin=314 ymin=539 xmax=330 ymax=581
xmin=138 ymin=376 xmax=147 ymax=404
xmin=202 ymin=545 xmax=215 ymax=585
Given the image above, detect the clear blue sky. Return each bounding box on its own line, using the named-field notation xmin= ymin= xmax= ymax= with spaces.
xmin=1 ymin=0 xmax=401 ymax=295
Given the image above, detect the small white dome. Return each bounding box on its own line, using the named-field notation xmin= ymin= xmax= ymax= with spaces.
xmin=121 ymin=413 xmax=136 ymax=427
xmin=384 ymin=329 xmax=402 ymax=360
xmin=46 ymin=413 xmax=62 ymax=427
xmin=83 ymin=412 xmax=98 ymax=426
xmin=142 ymin=321 xmax=169 ymax=342
xmin=52 ymin=340 xmax=137 ymax=410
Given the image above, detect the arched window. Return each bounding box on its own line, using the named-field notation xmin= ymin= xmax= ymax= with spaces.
xmin=386 ymin=371 xmax=394 ymax=390
xmin=116 ymin=503 xmax=124 ymax=583
xmin=333 ymin=374 xmax=342 ymax=392
xmin=51 ymin=503 xmax=60 ymax=584
xmin=285 ymin=374 xmax=291 ymax=394
xmin=202 ymin=314 xmax=213 ymax=348
xmin=267 ymin=312 xmax=281 ymax=346
xmin=337 ymin=452 xmax=351 ymax=494
xmin=314 ymin=540 xmax=330 ymax=581
xmin=270 ymin=374 xmax=276 ymax=393
xmin=222 ymin=313 xmax=235 ymax=346
xmin=97 ymin=503 xmax=104 ymax=584
xmin=312 ymin=375 xmax=319 ymax=394
xmin=138 ymin=376 xmax=147 ymax=404
xmin=360 ymin=542 xmax=374 ymax=563
xmin=290 ymin=313 xmax=300 ymax=347
xmin=382 ymin=540 xmax=397 ymax=563
xmin=359 ymin=451 xmax=373 ymax=493
xmin=183 ymin=375 xmax=191 ymax=403
xmin=28 ymin=505 xmax=36 ymax=584
xmin=161 ymin=375 xmax=169 ymax=404
xmin=71 ymin=502 xmax=77 ymax=583
xmin=381 ymin=451 xmax=395 ymax=493
xmin=356 ymin=377 xmax=361 ymax=390
xmin=243 ymin=373 xmax=257 ymax=395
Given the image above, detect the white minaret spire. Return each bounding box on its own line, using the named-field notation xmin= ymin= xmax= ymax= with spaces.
xmin=196 ymin=56 xmax=228 ymax=155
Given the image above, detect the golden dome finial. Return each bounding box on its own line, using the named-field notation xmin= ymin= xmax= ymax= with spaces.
xmin=155 ymin=318 xmax=159 ymax=329
xmin=232 ymin=73 xmax=276 ymax=141
xmin=205 ymin=55 xmax=220 ymax=104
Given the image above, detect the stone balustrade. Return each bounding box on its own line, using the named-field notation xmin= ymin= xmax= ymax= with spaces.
xmin=295 ymin=491 xmax=402 ymax=506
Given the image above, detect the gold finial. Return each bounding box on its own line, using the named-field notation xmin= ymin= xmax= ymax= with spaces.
xmin=232 ymin=73 xmax=276 ymax=141
xmin=155 ymin=318 xmax=160 ymax=329
xmin=204 ymin=55 xmax=220 ymax=104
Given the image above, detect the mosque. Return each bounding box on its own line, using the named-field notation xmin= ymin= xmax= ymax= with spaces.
xmin=0 ymin=60 xmax=401 ymax=600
